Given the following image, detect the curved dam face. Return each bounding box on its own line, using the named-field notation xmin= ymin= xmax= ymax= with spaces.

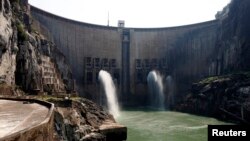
xmin=30 ymin=6 xmax=219 ymax=106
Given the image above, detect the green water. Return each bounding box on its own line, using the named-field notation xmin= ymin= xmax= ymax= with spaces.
xmin=117 ymin=110 xmax=230 ymax=141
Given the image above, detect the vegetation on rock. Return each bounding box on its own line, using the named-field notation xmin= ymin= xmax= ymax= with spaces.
xmin=16 ymin=22 xmax=27 ymax=42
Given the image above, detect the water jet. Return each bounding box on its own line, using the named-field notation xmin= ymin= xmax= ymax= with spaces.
xmin=98 ymin=70 xmax=120 ymax=118
xmin=147 ymin=70 xmax=165 ymax=110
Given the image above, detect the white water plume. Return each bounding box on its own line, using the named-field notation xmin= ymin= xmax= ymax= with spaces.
xmin=147 ymin=70 xmax=165 ymax=110
xmin=98 ymin=70 xmax=120 ymax=118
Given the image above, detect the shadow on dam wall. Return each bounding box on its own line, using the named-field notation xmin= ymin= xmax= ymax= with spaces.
xmin=30 ymin=5 xmax=220 ymax=106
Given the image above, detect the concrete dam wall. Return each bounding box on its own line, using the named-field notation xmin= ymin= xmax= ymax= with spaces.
xmin=30 ymin=6 xmax=219 ymax=105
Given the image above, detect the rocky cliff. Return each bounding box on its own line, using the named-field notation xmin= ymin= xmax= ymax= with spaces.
xmin=48 ymin=98 xmax=126 ymax=141
xmin=212 ymin=0 xmax=250 ymax=74
xmin=0 ymin=0 xmax=74 ymax=94
xmin=0 ymin=0 xmax=17 ymax=85
xmin=176 ymin=72 xmax=250 ymax=124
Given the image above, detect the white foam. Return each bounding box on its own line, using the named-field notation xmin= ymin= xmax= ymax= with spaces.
xmin=98 ymin=70 xmax=120 ymax=118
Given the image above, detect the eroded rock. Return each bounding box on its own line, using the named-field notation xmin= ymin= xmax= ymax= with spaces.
xmin=51 ymin=98 xmax=126 ymax=141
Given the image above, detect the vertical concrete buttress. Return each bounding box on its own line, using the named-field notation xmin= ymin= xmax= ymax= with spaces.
xmin=121 ymin=29 xmax=130 ymax=102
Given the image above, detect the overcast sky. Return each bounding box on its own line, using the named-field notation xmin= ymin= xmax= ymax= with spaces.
xmin=29 ymin=0 xmax=231 ymax=28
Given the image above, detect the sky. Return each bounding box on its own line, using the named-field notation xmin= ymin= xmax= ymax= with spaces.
xmin=29 ymin=0 xmax=231 ymax=28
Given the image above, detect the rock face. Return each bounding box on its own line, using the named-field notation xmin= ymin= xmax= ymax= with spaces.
xmin=0 ymin=0 xmax=75 ymax=94
xmin=0 ymin=0 xmax=17 ymax=85
xmin=176 ymin=72 xmax=250 ymax=123
xmin=211 ymin=0 xmax=250 ymax=74
xmin=50 ymin=98 xmax=126 ymax=141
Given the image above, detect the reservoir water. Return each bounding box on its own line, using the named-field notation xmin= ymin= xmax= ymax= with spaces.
xmin=117 ymin=110 xmax=230 ymax=141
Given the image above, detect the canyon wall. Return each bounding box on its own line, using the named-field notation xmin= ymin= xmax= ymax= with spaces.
xmin=215 ymin=0 xmax=250 ymax=73
xmin=0 ymin=0 xmax=74 ymax=94
xmin=0 ymin=0 xmax=17 ymax=85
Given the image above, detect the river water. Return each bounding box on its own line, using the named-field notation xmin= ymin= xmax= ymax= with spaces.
xmin=117 ymin=110 xmax=230 ymax=141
